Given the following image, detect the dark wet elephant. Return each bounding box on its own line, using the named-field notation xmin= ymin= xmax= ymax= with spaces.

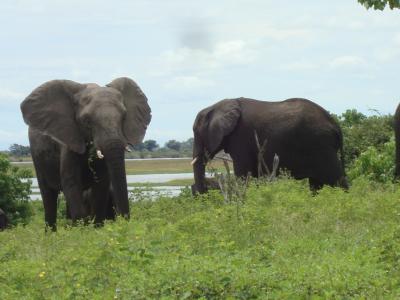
xmin=394 ymin=104 xmax=400 ymax=178
xmin=0 ymin=208 xmax=8 ymax=230
xmin=191 ymin=97 xmax=348 ymax=193
xmin=21 ymin=77 xmax=151 ymax=230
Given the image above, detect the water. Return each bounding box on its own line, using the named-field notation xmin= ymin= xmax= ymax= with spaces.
xmin=28 ymin=173 xmax=196 ymax=200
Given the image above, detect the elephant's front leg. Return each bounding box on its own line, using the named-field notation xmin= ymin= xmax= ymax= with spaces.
xmin=60 ymin=148 xmax=87 ymax=222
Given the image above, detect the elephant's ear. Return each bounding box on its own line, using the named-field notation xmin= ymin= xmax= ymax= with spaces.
xmin=106 ymin=77 xmax=151 ymax=145
xmin=207 ymin=99 xmax=241 ymax=154
xmin=20 ymin=80 xmax=86 ymax=154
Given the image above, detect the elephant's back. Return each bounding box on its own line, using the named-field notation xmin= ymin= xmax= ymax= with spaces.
xmin=238 ymin=97 xmax=335 ymax=127
xmin=237 ymin=97 xmax=340 ymax=148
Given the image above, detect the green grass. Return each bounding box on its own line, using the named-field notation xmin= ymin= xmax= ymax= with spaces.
xmin=2 ymin=178 xmax=400 ymax=298
xmin=12 ymin=158 xmax=231 ymax=176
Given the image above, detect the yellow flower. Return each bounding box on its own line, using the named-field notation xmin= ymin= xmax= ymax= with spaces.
xmin=76 ymin=283 xmax=81 ymax=288
xmin=39 ymin=271 xmax=45 ymax=278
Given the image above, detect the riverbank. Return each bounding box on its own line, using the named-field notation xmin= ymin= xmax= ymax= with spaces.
xmin=12 ymin=158 xmax=230 ymax=175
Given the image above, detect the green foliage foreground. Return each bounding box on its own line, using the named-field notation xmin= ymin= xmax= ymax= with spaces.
xmin=0 ymin=154 xmax=32 ymax=226
xmin=1 ymin=179 xmax=400 ymax=299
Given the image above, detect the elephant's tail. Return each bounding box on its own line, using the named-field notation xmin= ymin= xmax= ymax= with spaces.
xmin=337 ymin=128 xmax=346 ymax=176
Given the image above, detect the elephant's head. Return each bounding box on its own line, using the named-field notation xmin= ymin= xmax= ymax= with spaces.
xmin=191 ymin=99 xmax=240 ymax=194
xmin=21 ymin=77 xmax=151 ymax=217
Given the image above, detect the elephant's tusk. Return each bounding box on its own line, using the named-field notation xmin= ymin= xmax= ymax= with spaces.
xmin=125 ymin=145 xmax=132 ymax=152
xmin=96 ymin=150 xmax=104 ymax=159
xmin=191 ymin=157 xmax=198 ymax=165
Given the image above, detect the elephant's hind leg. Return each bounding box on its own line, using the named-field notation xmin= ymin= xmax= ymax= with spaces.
xmin=309 ymin=177 xmax=323 ymax=193
xmin=310 ymin=150 xmax=346 ymax=190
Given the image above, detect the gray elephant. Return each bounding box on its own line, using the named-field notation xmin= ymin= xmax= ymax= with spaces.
xmin=0 ymin=208 xmax=8 ymax=230
xmin=21 ymin=77 xmax=151 ymax=230
xmin=191 ymin=97 xmax=348 ymax=193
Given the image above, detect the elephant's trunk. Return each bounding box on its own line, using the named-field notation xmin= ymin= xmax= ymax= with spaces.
xmin=192 ymin=134 xmax=209 ymax=194
xmin=192 ymin=154 xmax=207 ymax=194
xmin=103 ymin=141 xmax=130 ymax=219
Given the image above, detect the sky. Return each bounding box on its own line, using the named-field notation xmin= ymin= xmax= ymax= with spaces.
xmin=0 ymin=0 xmax=399 ymax=150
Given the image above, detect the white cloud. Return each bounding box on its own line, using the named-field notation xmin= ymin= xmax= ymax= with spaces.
xmin=328 ymin=56 xmax=367 ymax=69
xmin=375 ymin=47 xmax=400 ymax=62
xmin=0 ymin=88 xmax=24 ymax=103
xmin=164 ymin=76 xmax=214 ymax=90
xmin=154 ymin=39 xmax=257 ymax=76
xmin=394 ymin=33 xmax=400 ymax=45
xmin=0 ymin=129 xmax=28 ymax=148
xmin=372 ymin=33 xmax=400 ymax=62
xmin=260 ymin=27 xmax=311 ymax=41
xmin=281 ymin=61 xmax=317 ymax=71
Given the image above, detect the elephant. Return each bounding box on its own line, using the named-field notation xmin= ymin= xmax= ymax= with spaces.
xmin=394 ymin=104 xmax=400 ymax=178
xmin=21 ymin=77 xmax=151 ymax=230
xmin=191 ymin=97 xmax=348 ymax=193
xmin=0 ymin=208 xmax=8 ymax=230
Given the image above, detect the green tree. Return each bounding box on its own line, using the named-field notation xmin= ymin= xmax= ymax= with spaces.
xmin=181 ymin=138 xmax=194 ymax=152
xmin=9 ymin=144 xmax=31 ymax=157
xmin=358 ymin=0 xmax=400 ymax=10
xmin=336 ymin=110 xmax=393 ymax=166
xmin=132 ymin=142 xmax=145 ymax=151
xmin=143 ymin=140 xmax=159 ymax=152
xmin=339 ymin=109 xmax=366 ymax=127
xmin=165 ymin=140 xmax=182 ymax=151
xmin=0 ymin=153 xmax=33 ymax=226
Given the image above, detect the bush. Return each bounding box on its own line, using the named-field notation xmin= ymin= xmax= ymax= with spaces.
xmin=0 ymin=153 xmax=33 ymax=226
xmin=348 ymin=138 xmax=395 ymax=183
xmin=2 ymin=179 xmax=400 ymax=298
xmin=336 ymin=110 xmax=394 ymax=166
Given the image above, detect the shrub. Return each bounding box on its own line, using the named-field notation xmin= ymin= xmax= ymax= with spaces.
xmin=336 ymin=110 xmax=394 ymax=166
xmin=0 ymin=153 xmax=33 ymax=226
xmin=348 ymin=138 xmax=395 ymax=183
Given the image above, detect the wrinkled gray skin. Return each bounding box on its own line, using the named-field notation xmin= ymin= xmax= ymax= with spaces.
xmin=192 ymin=98 xmax=348 ymax=193
xmin=21 ymin=77 xmax=151 ymax=231
xmin=0 ymin=208 xmax=8 ymax=230
xmin=394 ymin=103 xmax=400 ymax=179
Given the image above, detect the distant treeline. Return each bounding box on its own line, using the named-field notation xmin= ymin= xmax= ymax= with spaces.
xmin=127 ymin=138 xmax=194 ymax=159
xmin=3 ymin=109 xmax=394 ymax=163
xmin=3 ymin=138 xmax=194 ymax=160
